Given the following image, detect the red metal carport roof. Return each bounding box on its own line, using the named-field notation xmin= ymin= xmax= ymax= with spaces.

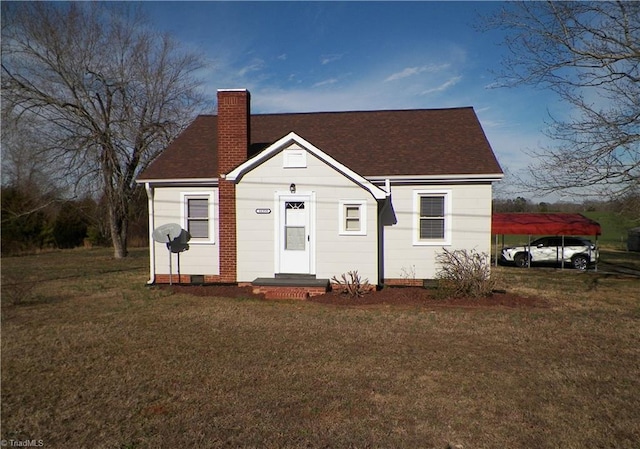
xmin=492 ymin=213 xmax=601 ymax=236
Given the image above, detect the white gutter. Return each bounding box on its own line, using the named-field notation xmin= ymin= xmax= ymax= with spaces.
xmin=145 ymin=183 xmax=155 ymax=284
xmin=136 ymin=177 xmax=218 ymax=186
xmin=367 ymin=173 xmax=504 ymax=184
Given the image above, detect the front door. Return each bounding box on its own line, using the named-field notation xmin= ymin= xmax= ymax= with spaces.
xmin=278 ymin=195 xmax=312 ymax=274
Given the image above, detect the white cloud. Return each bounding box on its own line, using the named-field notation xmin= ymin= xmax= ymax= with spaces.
xmin=421 ymin=76 xmax=462 ymax=95
xmin=277 ymin=54 xmax=287 ymax=61
xmin=249 ymin=63 xmax=465 ymax=113
xmin=384 ymin=63 xmax=450 ymax=82
xmin=252 ymin=82 xmax=411 ymax=113
xmin=320 ymin=54 xmax=344 ymax=65
xmin=483 ymin=81 xmax=503 ymax=89
xmin=238 ymin=58 xmax=265 ymax=77
xmin=251 ymin=87 xmax=363 ymax=113
xmin=385 ymin=67 xmax=422 ymax=82
xmin=313 ymin=78 xmax=338 ymax=88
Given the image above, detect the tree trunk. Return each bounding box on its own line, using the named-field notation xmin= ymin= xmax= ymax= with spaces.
xmin=103 ymin=149 xmax=130 ymax=259
xmin=108 ymin=201 xmax=129 ymax=259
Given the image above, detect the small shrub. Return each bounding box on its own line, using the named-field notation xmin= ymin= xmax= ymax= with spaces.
xmin=435 ymin=248 xmax=496 ymax=298
xmin=399 ymin=265 xmax=417 ymax=281
xmin=86 ymin=224 xmax=111 ymax=247
xmin=331 ymin=270 xmax=371 ymax=298
xmin=52 ymin=202 xmax=89 ymax=248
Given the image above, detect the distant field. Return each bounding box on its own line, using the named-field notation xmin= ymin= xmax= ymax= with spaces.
xmin=1 ymin=248 xmax=639 ymax=448
xmin=583 ymin=211 xmax=639 ymax=248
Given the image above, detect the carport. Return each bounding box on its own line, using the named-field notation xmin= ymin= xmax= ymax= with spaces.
xmin=491 ymin=213 xmax=602 ymax=269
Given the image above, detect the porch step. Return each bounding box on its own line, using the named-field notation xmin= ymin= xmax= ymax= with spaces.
xmin=251 ymin=276 xmax=330 ymax=300
xmin=274 ymin=273 xmax=317 ymax=280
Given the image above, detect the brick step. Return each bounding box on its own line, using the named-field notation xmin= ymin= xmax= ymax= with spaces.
xmin=251 ymin=277 xmax=330 ymax=300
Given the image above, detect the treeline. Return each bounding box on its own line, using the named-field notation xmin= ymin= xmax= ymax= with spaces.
xmin=493 ymin=193 xmax=640 ymax=217
xmin=1 ymin=186 xmax=148 ymax=256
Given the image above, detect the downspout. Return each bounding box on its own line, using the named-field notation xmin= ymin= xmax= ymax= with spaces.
xmin=145 ymin=182 xmax=156 ymax=284
xmin=377 ymin=178 xmax=393 ymax=286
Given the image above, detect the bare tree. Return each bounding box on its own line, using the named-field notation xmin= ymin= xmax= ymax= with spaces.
xmin=485 ymin=1 xmax=640 ymax=202
xmin=1 ymin=107 xmax=65 ymax=198
xmin=1 ymin=2 xmax=206 ymax=258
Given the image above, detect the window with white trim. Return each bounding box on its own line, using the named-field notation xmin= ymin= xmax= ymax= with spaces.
xmin=339 ymin=200 xmax=367 ymax=235
xmin=183 ymin=194 xmax=211 ymax=241
xmin=413 ymin=190 xmax=451 ymax=245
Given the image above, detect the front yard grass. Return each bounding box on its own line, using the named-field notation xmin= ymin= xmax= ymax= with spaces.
xmin=1 ymin=248 xmax=639 ymax=448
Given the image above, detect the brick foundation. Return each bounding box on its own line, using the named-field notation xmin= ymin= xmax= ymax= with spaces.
xmin=154 ymin=274 xmax=226 ymax=284
xmin=383 ymin=278 xmax=425 ymax=287
xmin=330 ymin=282 xmax=378 ymax=292
xmin=152 ymin=277 xmax=330 ymax=300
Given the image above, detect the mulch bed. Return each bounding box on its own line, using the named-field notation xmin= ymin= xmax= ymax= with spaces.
xmin=310 ymin=287 xmax=547 ymax=309
xmin=158 ymin=284 xmax=548 ymax=309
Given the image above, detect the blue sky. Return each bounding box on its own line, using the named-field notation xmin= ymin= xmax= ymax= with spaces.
xmin=143 ymin=1 xmax=563 ymax=201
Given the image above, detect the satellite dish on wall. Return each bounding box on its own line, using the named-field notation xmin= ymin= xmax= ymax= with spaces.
xmin=152 ymin=223 xmax=191 ymax=285
xmin=152 ymin=223 xmax=183 ymax=243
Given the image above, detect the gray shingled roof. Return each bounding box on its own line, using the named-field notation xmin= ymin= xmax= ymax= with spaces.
xmin=138 ymin=107 xmax=503 ymax=181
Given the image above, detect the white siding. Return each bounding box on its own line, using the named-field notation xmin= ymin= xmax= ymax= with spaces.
xmin=149 ymin=179 xmax=493 ymax=283
xmin=383 ymin=183 xmax=493 ymax=280
xmin=236 ymin=146 xmax=379 ymax=283
xmin=152 ymin=186 xmax=219 ymax=276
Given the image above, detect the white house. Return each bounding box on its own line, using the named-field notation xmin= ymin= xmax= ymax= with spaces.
xmin=136 ymin=89 xmax=503 ymax=298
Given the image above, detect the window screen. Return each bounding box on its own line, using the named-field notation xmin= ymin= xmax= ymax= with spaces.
xmin=419 ymin=195 xmax=445 ymax=239
xmin=345 ymin=205 xmax=361 ymax=231
xmin=186 ymin=197 xmax=209 ymax=238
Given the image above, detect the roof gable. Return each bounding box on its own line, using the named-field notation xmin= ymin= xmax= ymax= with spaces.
xmin=226 ymin=132 xmax=388 ymax=200
xmin=137 ymin=107 xmax=503 ymax=182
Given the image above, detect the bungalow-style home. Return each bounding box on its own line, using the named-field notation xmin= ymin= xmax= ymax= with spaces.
xmin=137 ymin=89 xmax=503 ymax=298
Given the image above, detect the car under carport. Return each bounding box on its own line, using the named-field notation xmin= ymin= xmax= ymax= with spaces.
xmin=491 ymin=213 xmax=602 ymax=269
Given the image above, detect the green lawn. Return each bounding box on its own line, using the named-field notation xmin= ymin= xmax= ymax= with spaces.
xmin=583 ymin=211 xmax=639 ymax=248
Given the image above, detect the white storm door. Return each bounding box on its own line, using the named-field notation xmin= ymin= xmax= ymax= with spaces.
xmin=278 ymin=195 xmax=312 ymax=274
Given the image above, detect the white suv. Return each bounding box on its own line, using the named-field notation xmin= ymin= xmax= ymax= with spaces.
xmin=500 ymin=236 xmax=598 ymax=270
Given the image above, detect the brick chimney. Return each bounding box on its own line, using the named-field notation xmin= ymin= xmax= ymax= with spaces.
xmin=217 ymin=89 xmax=250 ymax=283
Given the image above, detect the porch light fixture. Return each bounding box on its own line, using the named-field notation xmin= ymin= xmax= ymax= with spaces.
xmin=289 ymin=183 xmax=296 ymax=193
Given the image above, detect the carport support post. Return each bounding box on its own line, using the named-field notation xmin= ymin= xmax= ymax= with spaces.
xmin=561 ymin=235 xmax=565 ymax=270
xmin=595 ymin=235 xmax=599 ymax=272
xmin=527 ymin=235 xmax=531 ymax=268
xmin=494 ymin=233 xmax=499 ymax=267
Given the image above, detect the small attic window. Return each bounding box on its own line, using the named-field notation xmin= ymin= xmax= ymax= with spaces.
xmin=283 ymin=149 xmax=307 ymax=168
